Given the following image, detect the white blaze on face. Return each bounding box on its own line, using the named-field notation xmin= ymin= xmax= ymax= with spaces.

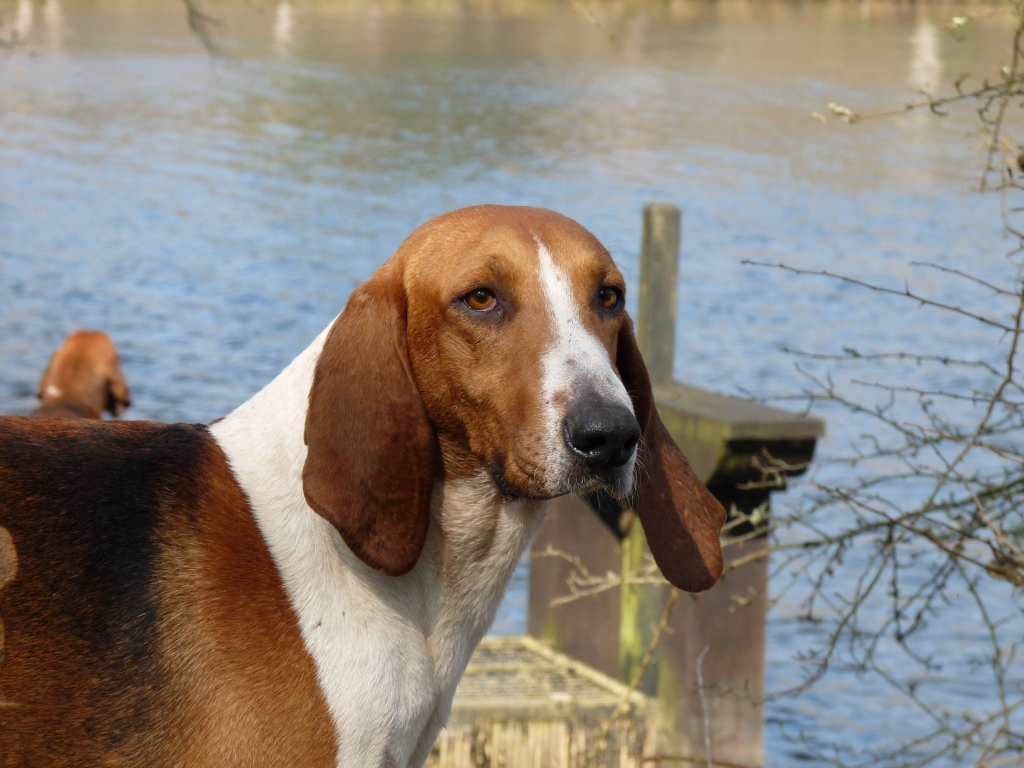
xmin=535 ymin=237 xmax=635 ymax=493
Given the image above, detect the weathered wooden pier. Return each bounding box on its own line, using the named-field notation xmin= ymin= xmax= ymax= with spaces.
xmin=428 ymin=204 xmax=825 ymax=768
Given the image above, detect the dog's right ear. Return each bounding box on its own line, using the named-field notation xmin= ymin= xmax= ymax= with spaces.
xmin=302 ymin=272 xmax=439 ymax=577
xmin=105 ymin=358 xmax=132 ymax=417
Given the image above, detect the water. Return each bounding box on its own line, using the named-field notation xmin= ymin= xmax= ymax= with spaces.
xmin=1 ymin=0 xmax=1021 ymax=763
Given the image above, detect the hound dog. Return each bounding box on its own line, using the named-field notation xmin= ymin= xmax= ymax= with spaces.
xmin=31 ymin=329 xmax=131 ymax=419
xmin=0 ymin=206 xmax=725 ymax=767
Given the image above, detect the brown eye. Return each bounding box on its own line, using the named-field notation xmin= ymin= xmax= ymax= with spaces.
xmin=464 ymin=288 xmax=497 ymax=312
xmin=598 ymin=286 xmax=621 ymax=311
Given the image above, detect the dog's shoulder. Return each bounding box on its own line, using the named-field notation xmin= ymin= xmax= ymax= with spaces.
xmin=0 ymin=417 xmax=216 ymax=598
xmin=0 ymin=418 xmax=215 ymax=582
xmin=0 ymin=416 xmax=211 ymax=483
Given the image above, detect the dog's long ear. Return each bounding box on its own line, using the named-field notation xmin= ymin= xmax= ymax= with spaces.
xmin=302 ymin=272 xmax=439 ymax=577
xmin=105 ymin=357 xmax=131 ymax=417
xmin=617 ymin=320 xmax=726 ymax=592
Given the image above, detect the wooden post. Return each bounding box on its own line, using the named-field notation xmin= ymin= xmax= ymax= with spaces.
xmin=620 ymin=203 xmax=677 ymax=693
xmin=617 ymin=523 xmax=664 ymax=695
xmin=618 ymin=202 xmax=675 ymax=692
xmin=636 ymin=203 xmax=681 ymax=386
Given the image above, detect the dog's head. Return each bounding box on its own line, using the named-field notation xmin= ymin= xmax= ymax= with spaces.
xmin=303 ymin=206 xmax=725 ymax=590
xmin=36 ymin=330 xmax=131 ymax=419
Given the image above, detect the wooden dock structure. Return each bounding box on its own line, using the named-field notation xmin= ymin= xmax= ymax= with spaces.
xmin=426 ymin=636 xmax=648 ymax=768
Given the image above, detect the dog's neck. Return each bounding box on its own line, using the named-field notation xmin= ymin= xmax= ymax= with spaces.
xmin=210 ymin=324 xmax=546 ymax=768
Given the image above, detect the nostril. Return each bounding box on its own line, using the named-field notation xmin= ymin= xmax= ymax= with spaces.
xmin=572 ymin=431 xmax=609 ymax=455
xmin=607 ymin=432 xmax=639 ymax=469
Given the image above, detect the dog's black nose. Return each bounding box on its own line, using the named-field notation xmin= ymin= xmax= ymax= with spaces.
xmin=564 ymin=404 xmax=641 ymax=470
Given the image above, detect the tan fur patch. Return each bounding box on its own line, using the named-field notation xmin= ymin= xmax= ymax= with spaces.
xmin=0 ymin=527 xmax=16 ymax=705
xmin=0 ymin=527 xmax=16 ymax=590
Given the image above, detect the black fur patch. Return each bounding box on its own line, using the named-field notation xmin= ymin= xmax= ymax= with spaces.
xmin=0 ymin=418 xmax=213 ymax=764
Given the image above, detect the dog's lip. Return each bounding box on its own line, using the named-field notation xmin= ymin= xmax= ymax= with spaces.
xmin=488 ymin=461 xmax=632 ymax=503
xmin=489 ymin=463 xmax=515 ymax=500
xmin=577 ymin=471 xmax=633 ymax=500
xmin=489 ymin=463 xmax=547 ymax=502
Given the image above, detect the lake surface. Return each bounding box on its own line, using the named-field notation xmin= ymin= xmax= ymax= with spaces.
xmin=1 ymin=0 xmax=1021 ymax=763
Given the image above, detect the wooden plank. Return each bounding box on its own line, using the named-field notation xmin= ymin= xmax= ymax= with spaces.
xmin=636 ymin=203 xmax=681 ymax=386
xmin=654 ymin=383 xmax=824 ymax=442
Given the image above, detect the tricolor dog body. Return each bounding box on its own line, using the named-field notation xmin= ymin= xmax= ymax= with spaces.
xmin=0 ymin=206 xmax=725 ymax=767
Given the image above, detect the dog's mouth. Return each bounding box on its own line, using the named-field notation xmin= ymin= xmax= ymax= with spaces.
xmin=489 ymin=463 xmax=526 ymax=502
xmin=573 ymin=466 xmax=634 ymax=500
xmin=489 ymin=462 xmax=556 ymax=503
xmin=489 ymin=460 xmax=634 ymax=503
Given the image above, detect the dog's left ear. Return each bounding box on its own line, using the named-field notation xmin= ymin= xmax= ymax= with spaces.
xmin=616 ymin=320 xmax=726 ymax=592
xmin=105 ymin=358 xmax=132 ymax=417
xmin=303 ymin=270 xmax=439 ymax=577
xmin=36 ymin=358 xmax=54 ymax=402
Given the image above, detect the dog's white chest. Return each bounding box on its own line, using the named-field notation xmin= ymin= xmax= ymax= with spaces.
xmin=253 ymin=474 xmax=541 ymax=768
xmin=211 ymin=364 xmax=542 ymax=768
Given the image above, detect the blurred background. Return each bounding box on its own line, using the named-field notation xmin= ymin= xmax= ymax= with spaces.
xmin=1 ymin=1 xmax=1022 ymax=765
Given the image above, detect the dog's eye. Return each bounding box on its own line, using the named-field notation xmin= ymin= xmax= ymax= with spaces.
xmin=464 ymin=289 xmax=498 ymax=312
xmin=597 ymin=286 xmax=621 ymax=311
